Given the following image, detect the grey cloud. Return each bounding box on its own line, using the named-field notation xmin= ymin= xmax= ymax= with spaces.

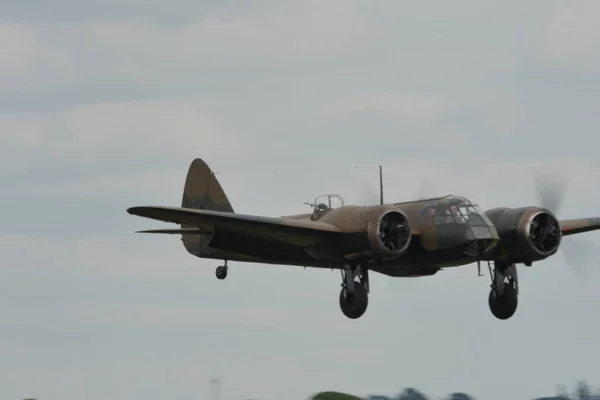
xmin=0 ymin=0 xmax=272 ymax=22
xmin=533 ymin=0 xmax=600 ymax=75
xmin=0 ymin=0 xmax=542 ymax=111
xmin=0 ymin=24 xmax=40 ymax=73
xmin=0 ymin=1 xmax=376 ymax=105
xmin=0 ymin=98 xmax=244 ymax=177
xmin=321 ymin=93 xmax=460 ymax=124
xmin=1 ymin=231 xmax=393 ymax=400
xmin=4 ymin=1 xmax=600 ymax=400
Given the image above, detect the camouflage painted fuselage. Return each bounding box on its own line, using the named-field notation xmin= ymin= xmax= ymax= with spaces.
xmin=178 ymin=159 xmax=500 ymax=277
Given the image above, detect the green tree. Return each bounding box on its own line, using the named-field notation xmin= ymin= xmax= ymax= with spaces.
xmin=577 ymin=381 xmax=591 ymax=400
xmin=447 ymin=393 xmax=475 ymax=400
xmin=311 ymin=391 xmax=363 ymax=400
xmin=397 ymin=388 xmax=429 ymax=400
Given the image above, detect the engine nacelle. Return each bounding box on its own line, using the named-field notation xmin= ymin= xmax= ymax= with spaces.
xmin=366 ymin=209 xmax=412 ymax=260
xmin=485 ymin=206 xmax=562 ymax=262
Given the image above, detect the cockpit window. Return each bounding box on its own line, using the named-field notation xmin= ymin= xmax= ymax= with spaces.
xmin=316 ymin=203 xmax=329 ymax=211
xmin=312 ymin=194 xmax=344 ymax=210
xmin=309 ymin=194 xmax=345 ymax=221
xmin=420 ymin=196 xmax=489 ymax=226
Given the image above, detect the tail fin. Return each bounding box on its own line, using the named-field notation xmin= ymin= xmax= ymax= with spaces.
xmin=181 ymin=158 xmax=233 ymax=257
xmin=181 ymin=158 xmax=234 ymax=213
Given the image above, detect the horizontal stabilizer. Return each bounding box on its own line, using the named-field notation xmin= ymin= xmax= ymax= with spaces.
xmin=127 ymin=205 xmax=342 ymax=246
xmin=136 ymin=228 xmax=212 ymax=234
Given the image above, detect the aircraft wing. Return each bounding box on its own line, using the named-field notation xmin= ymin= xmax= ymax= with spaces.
xmin=127 ymin=206 xmax=343 ymax=246
xmin=560 ymin=217 xmax=600 ymax=236
xmin=135 ymin=228 xmax=213 ymax=234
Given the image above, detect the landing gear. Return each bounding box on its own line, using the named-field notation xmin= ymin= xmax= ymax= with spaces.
xmin=486 ymin=261 xmax=518 ymax=320
xmin=339 ymin=263 xmax=369 ymax=319
xmin=215 ymin=260 xmax=228 ymax=280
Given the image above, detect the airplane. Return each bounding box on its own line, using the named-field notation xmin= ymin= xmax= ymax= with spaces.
xmin=127 ymin=158 xmax=600 ymax=320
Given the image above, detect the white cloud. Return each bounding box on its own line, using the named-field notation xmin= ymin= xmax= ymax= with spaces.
xmin=537 ymin=0 xmax=600 ymax=74
xmin=0 ymin=233 xmax=33 ymax=248
xmin=321 ymin=92 xmax=459 ymax=123
xmin=1 ymin=232 xmax=186 ymax=281
xmin=0 ymin=98 xmax=243 ymax=172
xmin=0 ymin=113 xmax=59 ymax=159
xmin=21 ymin=168 xmax=186 ymax=200
xmin=5 ymin=155 xmax=600 ymax=400
xmin=464 ymin=88 xmax=527 ymax=137
xmin=0 ymin=23 xmax=72 ymax=91
xmin=0 ymin=1 xmax=378 ymax=97
xmin=3 ymin=0 xmax=374 ymax=93
xmin=0 ymin=24 xmax=39 ymax=73
xmin=64 ymin=99 xmax=233 ymax=155
xmin=84 ymin=0 xmax=374 ymax=69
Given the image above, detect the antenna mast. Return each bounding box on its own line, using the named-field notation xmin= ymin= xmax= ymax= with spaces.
xmin=210 ymin=378 xmax=221 ymax=400
xmin=379 ymin=165 xmax=384 ymax=205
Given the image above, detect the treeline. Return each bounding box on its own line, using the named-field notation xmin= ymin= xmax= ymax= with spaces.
xmin=311 ymin=381 xmax=600 ymax=400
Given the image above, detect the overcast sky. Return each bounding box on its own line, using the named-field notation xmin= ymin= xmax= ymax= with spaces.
xmin=3 ymin=1 xmax=600 ymax=399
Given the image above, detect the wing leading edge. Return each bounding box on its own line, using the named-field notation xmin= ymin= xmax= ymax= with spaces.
xmin=126 ymin=206 xmax=343 ymax=247
xmin=560 ymin=217 xmax=600 ymax=236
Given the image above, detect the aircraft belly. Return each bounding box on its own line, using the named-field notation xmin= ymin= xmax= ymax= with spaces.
xmin=204 ymin=229 xmax=323 ymax=266
xmin=378 ymin=242 xmax=477 ymax=271
xmin=194 ymin=246 xmax=338 ymax=269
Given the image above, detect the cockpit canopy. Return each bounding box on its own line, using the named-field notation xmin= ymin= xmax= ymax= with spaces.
xmin=420 ymin=195 xmax=489 ymax=226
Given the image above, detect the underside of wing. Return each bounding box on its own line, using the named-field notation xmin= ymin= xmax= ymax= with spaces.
xmin=127 ymin=206 xmax=342 ymax=246
xmin=560 ymin=217 xmax=600 ymax=236
xmin=136 ymin=228 xmax=213 ymax=234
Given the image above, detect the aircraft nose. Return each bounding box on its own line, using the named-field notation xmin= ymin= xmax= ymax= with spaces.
xmin=464 ymin=226 xmax=499 ymax=256
xmin=466 ymin=226 xmax=497 ymax=240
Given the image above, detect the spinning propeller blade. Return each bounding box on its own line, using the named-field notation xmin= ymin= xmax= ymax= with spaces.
xmin=354 ymin=180 xmax=381 ymax=206
xmin=532 ymin=167 xmax=598 ymax=278
xmin=532 ymin=167 xmax=570 ymax=215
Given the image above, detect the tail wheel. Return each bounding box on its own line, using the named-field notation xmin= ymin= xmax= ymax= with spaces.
xmin=215 ymin=265 xmax=228 ymax=280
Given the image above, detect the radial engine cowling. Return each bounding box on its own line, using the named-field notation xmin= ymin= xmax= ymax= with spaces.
xmin=366 ymin=210 xmax=412 ymax=260
xmin=486 ymin=206 xmax=562 ymax=262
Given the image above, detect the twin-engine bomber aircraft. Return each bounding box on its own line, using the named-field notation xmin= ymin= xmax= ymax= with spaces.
xmin=127 ymin=158 xmax=600 ymax=320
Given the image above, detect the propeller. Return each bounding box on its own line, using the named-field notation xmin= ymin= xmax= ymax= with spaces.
xmin=354 ymin=179 xmax=381 ymax=206
xmin=532 ymin=166 xmax=598 ymax=278
xmin=379 ymin=213 xmax=411 ymax=251
xmin=354 ymin=165 xmax=437 ymax=301
xmin=528 ymin=212 xmax=561 ymax=253
xmin=532 ymin=167 xmax=570 ymax=216
xmin=411 ymin=178 xmax=438 ymax=200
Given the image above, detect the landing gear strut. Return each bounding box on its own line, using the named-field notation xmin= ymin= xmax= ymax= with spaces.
xmin=486 ymin=260 xmax=518 ymax=320
xmin=216 ymin=260 xmax=228 ymax=280
xmin=339 ymin=263 xmax=369 ymax=319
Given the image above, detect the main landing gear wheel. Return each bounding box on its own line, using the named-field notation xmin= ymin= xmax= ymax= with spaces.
xmin=487 ymin=261 xmax=519 ymax=320
xmin=339 ymin=284 xmax=368 ymax=319
xmin=338 ymin=263 xmax=369 ymax=319
xmin=215 ymin=261 xmax=228 ymax=280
